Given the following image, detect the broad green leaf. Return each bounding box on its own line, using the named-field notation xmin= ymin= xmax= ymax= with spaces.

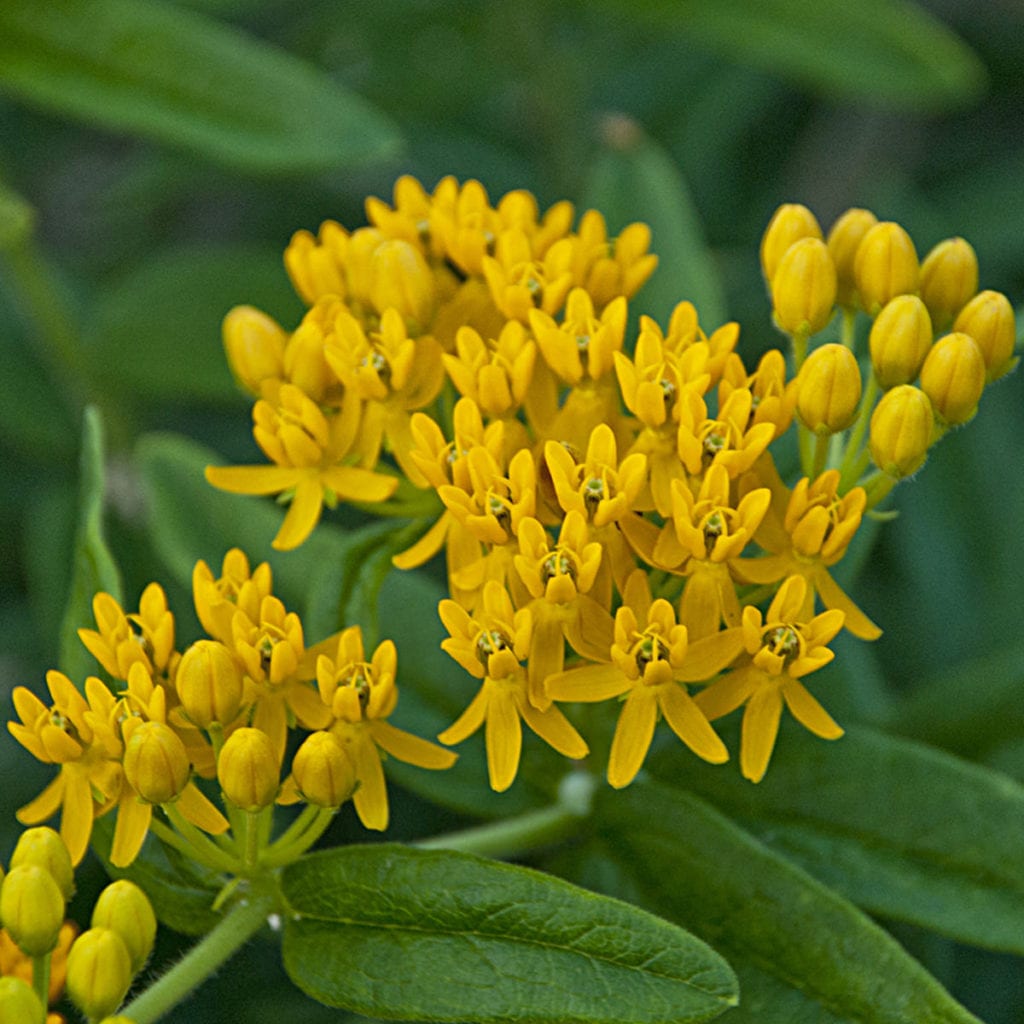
xmin=584 ymin=124 xmax=727 ymax=327
xmin=86 ymin=244 xmax=303 ymax=404
xmin=593 ymin=780 xmax=981 ymax=1024
xmin=0 ymin=0 xmax=402 ymax=173
xmin=614 ymin=0 xmax=985 ymax=111
xmin=281 ymin=843 xmax=738 ymax=1023
xmin=59 ymin=407 xmax=123 ymax=681
xmin=653 ymin=723 xmax=1024 ymax=955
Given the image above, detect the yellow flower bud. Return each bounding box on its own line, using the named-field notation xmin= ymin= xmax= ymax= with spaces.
xmin=123 ymin=721 xmax=191 ymax=805
xmin=10 ymin=827 xmax=75 ymax=901
xmin=369 ymin=239 xmax=437 ymax=328
xmin=0 ymin=976 xmax=45 ymax=1024
xmin=218 ymin=727 xmax=280 ymax=811
xmin=854 ymin=221 xmax=920 ymax=315
xmin=868 ymin=295 xmax=933 ymax=389
xmin=771 ymin=238 xmax=837 ymax=337
xmin=222 ymin=305 xmax=285 ymax=395
xmin=869 ymin=385 xmax=934 ymax=479
xmin=66 ymin=928 xmax=133 ymax=1022
xmin=760 ymin=203 xmax=822 ymax=283
xmin=827 ymin=207 xmax=878 ymax=307
xmin=920 ymin=237 xmax=978 ymax=330
xmin=0 ymin=864 xmax=65 ymax=956
xmin=795 ymin=343 xmax=862 ymax=435
xmin=919 ymin=332 xmax=987 ymax=426
xmin=176 ymin=640 xmax=245 ymax=730
xmin=954 ymin=289 xmax=1018 ymax=382
xmin=292 ymin=731 xmax=356 ymax=808
xmin=91 ymin=880 xmax=157 ymax=974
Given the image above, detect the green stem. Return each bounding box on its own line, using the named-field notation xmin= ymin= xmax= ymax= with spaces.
xmin=790 ymin=328 xmax=809 ymax=370
xmin=262 ymin=807 xmax=336 ymax=868
xmin=839 ymin=371 xmax=879 ymax=489
xmin=810 ymin=432 xmax=829 ymax=479
xmin=840 ymin=307 xmax=858 ymax=349
xmin=118 ymin=887 xmax=277 ymax=1024
xmin=148 ymin=818 xmax=234 ymax=875
xmin=163 ymin=805 xmax=240 ymax=874
xmin=797 ymin=422 xmax=813 ymax=478
xmin=31 ymin=953 xmax=50 ymax=1023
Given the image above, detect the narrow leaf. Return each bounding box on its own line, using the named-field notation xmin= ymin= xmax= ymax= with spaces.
xmin=59 ymin=407 xmax=123 ymax=681
xmin=0 ymin=0 xmax=402 ymax=172
xmin=281 ymin=843 xmax=738 ymax=1024
xmin=593 ymin=779 xmax=982 ymax=1023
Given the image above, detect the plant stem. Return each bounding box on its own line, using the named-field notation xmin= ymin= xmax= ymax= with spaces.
xmin=118 ymin=888 xmax=277 ymax=1024
xmin=32 ymin=953 xmax=49 ymax=1022
xmin=839 ymin=371 xmax=879 ymax=489
xmin=262 ymin=807 xmax=336 ymax=867
xmin=163 ymin=805 xmax=240 ymax=874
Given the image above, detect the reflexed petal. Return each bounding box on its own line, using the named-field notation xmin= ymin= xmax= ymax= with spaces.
xmin=740 ymin=683 xmax=784 ymax=783
xmin=679 ymin=570 xmax=723 ymax=641
xmin=204 ymin=464 xmax=302 ymax=495
xmin=519 ymin=699 xmax=588 ymax=760
xmin=288 ymin=682 xmax=333 ymax=731
xmin=782 ymin=679 xmax=844 ymax=740
xmin=545 ymin=663 xmax=628 ymax=703
xmin=60 ymin=767 xmax=95 ymax=865
xmin=485 ymin=689 xmax=522 ymax=793
xmin=659 ymin=685 xmax=728 ymax=764
xmin=694 ymin=664 xmax=759 ymax=720
xmin=438 ymin=685 xmax=489 ymax=746
xmin=392 ymin=513 xmax=450 ymax=570
xmin=566 ymin=595 xmax=615 ymax=664
xmin=253 ymin=698 xmax=289 ymax=765
xmin=814 ymin=569 xmax=881 ymax=640
xmin=12 ymin=686 xmax=48 ymax=726
xmin=272 ymin=476 xmax=323 ymax=551
xmin=320 ymin=465 xmax=399 ymax=504
xmin=177 ymin=782 xmax=230 ymax=834
xmin=676 ymin=627 xmax=745 ymax=682
xmin=369 ymin=721 xmax=457 ymax=770
xmin=351 ymin=733 xmax=389 ymax=830
xmin=8 ymin=722 xmax=48 ymax=762
xmin=528 ymin=614 xmax=566 ymax=710
xmin=16 ymin=774 xmax=64 ymax=825
xmin=110 ymin=796 xmax=152 ymax=868
xmin=732 ymin=553 xmax=790 ymax=585
xmin=607 ymin=689 xmax=657 ymax=789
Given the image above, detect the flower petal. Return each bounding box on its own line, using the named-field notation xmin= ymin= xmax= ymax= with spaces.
xmin=782 ymin=679 xmax=844 ymax=740
xmin=204 ymin=464 xmax=303 ymax=495
xmin=676 ymin=627 xmax=745 ymax=683
xmin=320 ymin=465 xmax=399 ymax=504
xmin=740 ymin=682 xmax=783 ymax=783
xmin=438 ymin=684 xmax=489 ymax=746
xmin=519 ymin=699 xmax=589 ymax=760
xmin=814 ymin=569 xmax=882 ymax=640
xmin=110 ymin=796 xmax=152 ymax=868
xmin=16 ymin=773 xmax=65 ymax=825
xmin=485 ymin=688 xmax=522 ymax=793
xmin=545 ymin=663 xmax=628 ymax=703
xmin=60 ymin=766 xmax=95 ymax=865
xmin=369 ymin=720 xmax=457 ymax=770
xmin=607 ymin=689 xmax=657 ymax=789
xmin=693 ymin=664 xmax=759 ymax=720
xmin=658 ymin=684 xmax=728 ymax=764
xmin=351 ymin=732 xmax=389 ymax=831
xmin=272 ymin=476 xmax=323 ymax=551
xmin=177 ymin=782 xmax=230 ymax=834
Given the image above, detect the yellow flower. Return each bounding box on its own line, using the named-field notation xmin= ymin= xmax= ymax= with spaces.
xmin=548 ymin=572 xmax=742 ymax=788
xmin=222 ymin=305 xmax=286 ymax=396
xmin=283 ymin=219 xmax=349 ymax=306
xmin=695 ymin=576 xmax=845 ymax=782
xmin=205 ymin=382 xmax=398 ymax=550
xmin=192 ymin=548 xmax=273 ymax=645
xmin=718 ymin=348 xmax=795 ymax=440
xmin=569 ymin=210 xmax=657 ymax=308
xmin=826 ymin=207 xmax=878 ymax=308
xmin=760 ymin=203 xmax=823 ymax=284
xmin=438 ymin=583 xmax=587 ymax=792
xmin=482 ymin=228 xmax=575 ymax=322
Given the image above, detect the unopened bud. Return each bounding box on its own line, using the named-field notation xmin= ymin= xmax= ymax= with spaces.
xmin=854 ymin=221 xmax=920 ymax=315
xmin=292 ymin=732 xmax=356 ymax=808
xmin=66 ymin=928 xmax=133 ymax=1021
xmin=370 ymin=239 xmax=437 ymax=329
xmin=869 ymin=385 xmax=934 ymax=478
xmin=176 ymin=640 xmax=244 ymax=730
xmin=0 ymin=864 xmax=65 ymax=956
xmin=123 ymin=721 xmax=191 ymax=805
xmin=222 ymin=306 xmax=285 ymax=395
xmin=868 ymin=295 xmax=933 ymax=389
xmin=795 ymin=343 xmax=862 ymax=435
xmin=771 ymin=238 xmax=837 ymax=337
xmin=91 ymin=880 xmax=157 ymax=974
xmin=954 ymin=289 xmax=1017 ymax=382
xmin=10 ymin=827 xmax=74 ymax=901
xmin=760 ymin=203 xmax=822 ymax=284
xmin=827 ymin=208 xmax=878 ymax=307
xmin=0 ymin=977 xmax=45 ymax=1024
xmin=919 ymin=332 xmax=987 ymax=426
xmin=218 ymin=727 xmax=280 ymax=811
xmin=920 ymin=237 xmax=978 ymax=330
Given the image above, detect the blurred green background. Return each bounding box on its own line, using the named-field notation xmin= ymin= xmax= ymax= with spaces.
xmin=1 ymin=1 xmax=1023 ymax=1021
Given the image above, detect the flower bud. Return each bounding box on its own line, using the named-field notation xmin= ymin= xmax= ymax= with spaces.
xmin=760 ymin=203 xmax=822 ymax=284
xmin=827 ymin=207 xmax=878 ymax=307
xmin=869 ymin=385 xmax=933 ymax=479
xmin=854 ymin=221 xmax=920 ymax=315
xmin=218 ymin=727 xmax=280 ymax=811
xmin=795 ymin=343 xmax=862 ymax=435
xmin=919 ymin=332 xmax=987 ymax=426
xmin=919 ymin=237 xmax=978 ymax=330
xmin=369 ymin=239 xmax=437 ymax=328
xmin=66 ymin=928 xmax=133 ymax=1022
xmin=123 ymin=721 xmax=191 ymax=805
xmin=222 ymin=306 xmax=285 ymax=395
xmin=0 ymin=864 xmax=65 ymax=956
xmin=176 ymin=640 xmax=245 ymax=730
xmin=91 ymin=880 xmax=157 ymax=974
xmin=771 ymin=238 xmax=837 ymax=337
xmin=954 ymin=289 xmax=1017 ymax=382
xmin=292 ymin=731 xmax=356 ymax=808
xmin=10 ymin=827 xmax=75 ymax=901
xmin=0 ymin=977 xmax=45 ymax=1024
xmin=868 ymin=295 xmax=933 ymax=389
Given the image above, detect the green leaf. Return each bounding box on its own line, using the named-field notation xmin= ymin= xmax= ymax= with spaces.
xmin=584 ymin=122 xmax=727 ymax=327
xmin=281 ymin=843 xmax=738 ymax=1023
xmin=59 ymin=407 xmax=123 ymax=681
xmin=85 ymin=243 xmax=303 ymax=405
xmin=615 ymin=0 xmax=985 ymax=111
xmin=653 ymin=723 xmax=1024 ymax=955
xmin=592 ymin=779 xmax=981 ymax=1024
xmin=0 ymin=0 xmax=402 ymax=173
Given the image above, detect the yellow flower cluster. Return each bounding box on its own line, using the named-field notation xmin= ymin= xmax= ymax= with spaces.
xmin=207 ymin=179 xmax=1015 ymax=790
xmin=8 ymin=550 xmax=453 ymax=873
